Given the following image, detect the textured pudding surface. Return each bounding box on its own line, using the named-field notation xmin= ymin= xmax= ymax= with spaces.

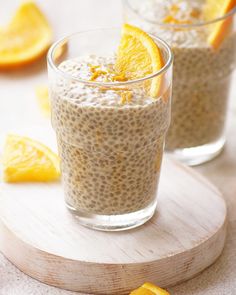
xmin=126 ymin=0 xmax=236 ymax=149
xmin=51 ymin=55 xmax=171 ymax=214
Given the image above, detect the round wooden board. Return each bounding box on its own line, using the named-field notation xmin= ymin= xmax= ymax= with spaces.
xmin=0 ymin=157 xmax=227 ymax=295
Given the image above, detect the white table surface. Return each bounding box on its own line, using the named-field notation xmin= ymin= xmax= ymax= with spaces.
xmin=0 ymin=0 xmax=236 ymax=294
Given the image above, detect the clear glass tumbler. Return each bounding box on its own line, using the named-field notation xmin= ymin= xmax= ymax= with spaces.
xmin=47 ymin=28 xmax=173 ymax=231
xmin=123 ymin=0 xmax=236 ymax=165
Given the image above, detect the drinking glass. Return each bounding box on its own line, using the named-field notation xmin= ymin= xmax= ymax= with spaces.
xmin=123 ymin=0 xmax=236 ymax=165
xmin=47 ymin=28 xmax=173 ymax=230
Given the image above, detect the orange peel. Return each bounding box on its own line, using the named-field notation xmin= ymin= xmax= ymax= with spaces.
xmin=115 ymin=24 xmax=164 ymax=98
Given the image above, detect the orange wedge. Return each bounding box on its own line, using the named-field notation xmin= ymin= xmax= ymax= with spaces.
xmin=204 ymin=0 xmax=236 ymax=49
xmin=115 ymin=24 xmax=163 ymax=98
xmin=35 ymin=85 xmax=51 ymax=117
xmin=2 ymin=134 xmax=60 ymax=182
xmin=0 ymin=1 xmax=52 ymax=68
xmin=130 ymin=282 xmax=170 ymax=295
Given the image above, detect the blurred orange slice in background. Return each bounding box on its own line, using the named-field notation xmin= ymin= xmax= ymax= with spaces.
xmin=204 ymin=0 xmax=236 ymax=49
xmin=2 ymin=134 xmax=60 ymax=182
xmin=0 ymin=1 xmax=52 ymax=68
xmin=35 ymin=85 xmax=51 ymax=117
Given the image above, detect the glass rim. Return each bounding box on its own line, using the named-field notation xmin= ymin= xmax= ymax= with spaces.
xmin=47 ymin=28 xmax=173 ymax=87
xmin=124 ymin=0 xmax=236 ymax=29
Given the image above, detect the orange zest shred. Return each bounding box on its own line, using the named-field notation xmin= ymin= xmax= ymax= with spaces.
xmin=88 ymin=63 xmax=133 ymax=105
xmin=190 ymin=8 xmax=201 ymax=18
xmin=89 ymin=70 xmax=108 ymax=81
xmin=163 ymin=15 xmax=192 ymax=25
xmin=89 ymin=63 xmax=128 ymax=82
xmin=170 ymin=4 xmax=180 ymax=14
xmin=111 ymin=73 xmax=128 ymax=82
xmin=164 ymin=3 xmax=202 ymax=25
xmin=163 ymin=15 xmax=176 ymax=23
xmin=89 ymin=64 xmax=101 ymax=73
xmin=120 ymin=91 xmax=133 ymax=104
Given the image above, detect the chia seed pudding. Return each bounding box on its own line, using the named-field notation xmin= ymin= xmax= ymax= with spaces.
xmin=124 ymin=0 xmax=236 ymax=160
xmin=50 ymin=55 xmax=171 ymax=216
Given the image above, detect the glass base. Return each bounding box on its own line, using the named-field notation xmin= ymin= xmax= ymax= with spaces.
xmin=66 ymin=200 xmax=157 ymax=231
xmin=167 ymin=137 xmax=225 ymax=166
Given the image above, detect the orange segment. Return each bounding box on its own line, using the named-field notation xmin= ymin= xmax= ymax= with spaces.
xmin=35 ymin=85 xmax=51 ymax=117
xmin=0 ymin=1 xmax=52 ymax=68
xmin=130 ymin=282 xmax=170 ymax=295
xmin=115 ymin=24 xmax=164 ymax=98
xmin=2 ymin=134 xmax=60 ymax=182
xmin=204 ymin=0 xmax=236 ymax=49
xmin=130 ymin=287 xmax=156 ymax=295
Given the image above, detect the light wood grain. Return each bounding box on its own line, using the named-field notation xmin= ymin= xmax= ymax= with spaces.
xmin=0 ymin=157 xmax=227 ymax=295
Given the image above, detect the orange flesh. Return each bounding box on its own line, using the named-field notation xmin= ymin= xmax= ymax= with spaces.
xmin=0 ymin=1 xmax=52 ymax=68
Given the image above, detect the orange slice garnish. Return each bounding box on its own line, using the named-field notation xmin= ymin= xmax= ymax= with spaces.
xmin=2 ymin=134 xmax=60 ymax=182
xmin=130 ymin=282 xmax=170 ymax=295
xmin=115 ymin=24 xmax=164 ymax=98
xmin=204 ymin=0 xmax=236 ymax=49
xmin=0 ymin=1 xmax=52 ymax=68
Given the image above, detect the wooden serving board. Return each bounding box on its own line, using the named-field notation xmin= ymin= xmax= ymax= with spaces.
xmin=0 ymin=157 xmax=227 ymax=295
